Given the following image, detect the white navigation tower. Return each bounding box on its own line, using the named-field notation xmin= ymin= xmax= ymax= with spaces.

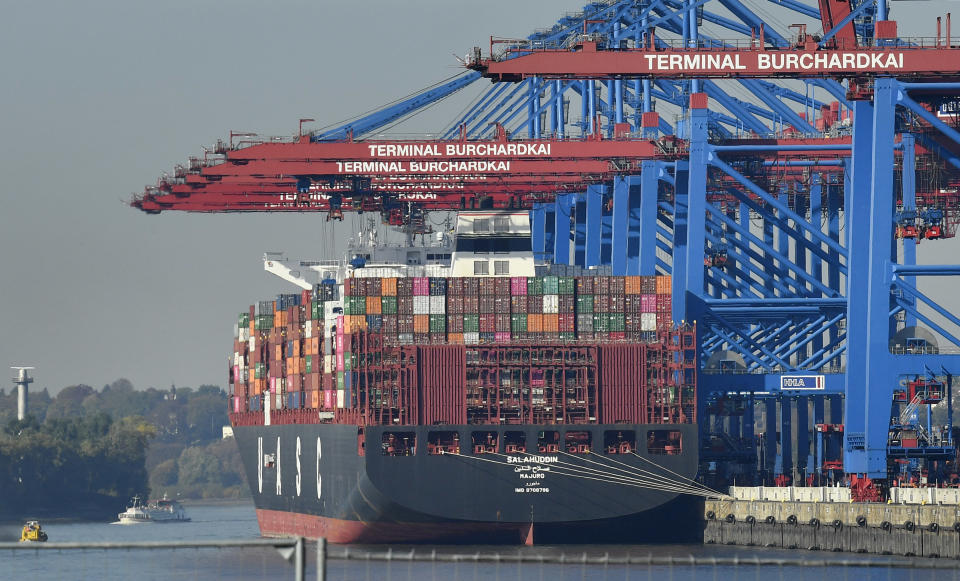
xmin=11 ymin=367 xmax=34 ymax=421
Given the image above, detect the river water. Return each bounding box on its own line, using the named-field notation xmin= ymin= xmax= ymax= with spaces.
xmin=2 ymin=503 xmax=957 ymax=580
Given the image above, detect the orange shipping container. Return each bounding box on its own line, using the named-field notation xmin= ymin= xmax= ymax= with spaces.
xmin=414 ymin=314 xmax=430 ymax=333
xmin=527 ymin=314 xmax=544 ymax=332
xmin=656 ymin=275 xmax=672 ymax=295
xmin=447 ymin=333 xmax=464 ymax=344
xmin=626 ymin=276 xmax=643 ymax=295
xmin=275 ymin=345 xmax=283 ymax=361
xmin=382 ymin=277 xmax=397 ymax=296
xmin=542 ymin=314 xmax=559 ymax=333
xmin=344 ymin=315 xmax=367 ymax=332
xmin=366 ymin=296 xmax=382 ymax=315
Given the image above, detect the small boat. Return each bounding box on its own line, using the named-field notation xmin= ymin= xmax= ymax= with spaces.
xmin=116 ymin=496 xmax=151 ymax=524
xmin=146 ymin=494 xmax=190 ymax=523
xmin=20 ymin=521 xmax=48 ymax=542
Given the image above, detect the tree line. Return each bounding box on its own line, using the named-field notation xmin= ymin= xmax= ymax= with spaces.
xmin=0 ymin=379 xmax=248 ymax=519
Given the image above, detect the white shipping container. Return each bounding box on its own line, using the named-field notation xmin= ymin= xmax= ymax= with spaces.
xmin=248 ymin=336 xmax=256 ymax=351
xmin=238 ymin=328 xmax=250 ymax=342
xmin=429 ymin=295 xmax=446 ymax=314
xmin=275 ymin=392 xmax=284 ymax=410
xmin=233 ymin=323 xmax=239 ymax=339
xmin=542 ymin=295 xmax=559 ymax=314
xmin=305 ymin=320 xmax=313 ymax=339
xmin=337 ymin=389 xmax=346 ymax=408
xmin=641 ymin=312 xmax=657 ymax=331
xmin=324 ymin=354 xmax=333 ymax=374
xmin=413 ymin=296 xmax=430 ymax=315
xmin=464 ymin=332 xmax=480 ymax=344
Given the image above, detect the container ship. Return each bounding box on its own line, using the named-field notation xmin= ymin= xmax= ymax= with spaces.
xmin=228 ymin=211 xmax=703 ymax=544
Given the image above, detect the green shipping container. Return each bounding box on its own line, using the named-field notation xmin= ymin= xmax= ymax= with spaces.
xmin=576 ymin=294 xmax=594 ymax=313
xmin=344 ymin=352 xmax=352 ymax=371
xmin=558 ymin=277 xmax=575 ymax=295
xmin=305 ymin=355 xmax=313 ymax=374
xmin=594 ymin=313 xmax=610 ymax=332
xmin=349 ymin=296 xmax=367 ymax=316
xmin=463 ymin=314 xmax=480 ymax=333
xmin=609 ymin=313 xmax=626 ymax=332
xmin=429 ymin=314 xmax=446 ymax=333
xmin=381 ymin=296 xmax=398 ymax=315
xmin=543 ymin=276 xmax=559 ymax=295
xmin=527 ymin=277 xmax=544 ymax=295
xmin=255 ymin=315 xmax=274 ymax=330
xmin=559 ymin=331 xmax=576 ymax=341
xmin=239 ymin=313 xmax=250 ymax=327
xmin=511 ymin=314 xmax=527 ymax=333
xmin=254 ymin=363 xmax=265 ymax=379
xmin=337 ymin=371 xmax=345 ymax=389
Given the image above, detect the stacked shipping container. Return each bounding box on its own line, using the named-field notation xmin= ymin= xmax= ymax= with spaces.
xmin=229 ymin=275 xmax=693 ymax=427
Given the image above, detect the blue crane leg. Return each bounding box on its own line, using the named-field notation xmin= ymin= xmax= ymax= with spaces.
xmin=553 ymin=194 xmax=574 ymax=265
xmin=584 ymin=185 xmax=603 ymax=267
xmin=765 ymin=398 xmax=778 ymax=482
xmin=574 ymin=195 xmax=588 ymax=266
xmin=901 ymin=133 xmax=917 ymax=327
xmin=844 ymin=79 xmax=898 ymax=478
xmin=611 ymin=177 xmax=631 ymax=275
xmin=639 ymin=161 xmax=660 ymax=276
xmin=780 ymin=397 xmax=792 ymax=480
xmin=797 ymin=396 xmax=809 ymax=483
xmin=601 ymin=187 xmax=613 ymax=265
xmin=672 ymin=160 xmax=690 ymax=324
xmin=531 ymin=204 xmax=546 ymax=263
xmin=543 ymin=206 xmax=556 ymax=264
xmin=810 ymin=175 xmax=824 ymax=356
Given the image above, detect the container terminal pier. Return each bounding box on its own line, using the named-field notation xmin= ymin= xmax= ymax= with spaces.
xmin=133 ymin=0 xmax=960 ymax=557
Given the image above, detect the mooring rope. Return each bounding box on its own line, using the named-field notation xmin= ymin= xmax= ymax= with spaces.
xmin=442 ymin=450 xmax=727 ymax=499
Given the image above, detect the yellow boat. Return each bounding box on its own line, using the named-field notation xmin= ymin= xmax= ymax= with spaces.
xmin=20 ymin=521 xmax=48 ymax=542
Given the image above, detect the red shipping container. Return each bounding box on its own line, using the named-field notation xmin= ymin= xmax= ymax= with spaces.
xmin=558 ymin=295 xmax=575 ymax=313
xmin=511 ymin=295 xmax=528 ymax=313
xmin=446 ymin=295 xmax=462 ymax=315
xmin=559 ymin=313 xmax=575 ymax=333
xmin=495 ymin=313 xmax=511 ymax=332
xmin=598 ymin=344 xmax=648 ymax=424
xmin=323 ymin=390 xmax=334 ymax=409
xmin=447 ymin=315 xmax=464 ymax=333
xmin=464 ymin=295 xmax=479 ymax=313
xmin=479 ymin=278 xmax=496 ymax=295
xmin=448 ymin=277 xmax=465 ymax=295
xmin=527 ymin=295 xmax=543 ymax=313
xmin=479 ymin=314 xmax=496 ymax=333
xmin=494 ymin=296 xmax=511 ymax=314
xmin=417 ymin=345 xmax=467 ymax=425
xmin=495 ymin=277 xmax=511 ymax=295
xmin=464 ymin=278 xmax=480 ymax=295
xmin=479 ymin=295 xmax=495 ymax=314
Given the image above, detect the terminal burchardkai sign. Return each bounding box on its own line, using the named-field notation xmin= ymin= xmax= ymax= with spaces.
xmin=477 ymin=46 xmax=960 ymax=80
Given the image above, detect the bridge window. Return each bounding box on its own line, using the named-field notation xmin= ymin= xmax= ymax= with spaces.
xmin=494 ymin=216 xmax=511 ymax=233
xmin=474 ymin=261 xmax=489 ymax=275
xmin=494 ymin=260 xmax=509 ymax=275
xmin=473 ymin=218 xmax=490 ymax=233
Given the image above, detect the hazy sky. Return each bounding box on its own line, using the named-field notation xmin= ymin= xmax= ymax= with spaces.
xmin=1 ymin=1 xmax=957 ymax=394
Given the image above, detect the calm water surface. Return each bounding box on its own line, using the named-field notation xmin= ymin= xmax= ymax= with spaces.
xmin=2 ymin=503 xmax=957 ymax=580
